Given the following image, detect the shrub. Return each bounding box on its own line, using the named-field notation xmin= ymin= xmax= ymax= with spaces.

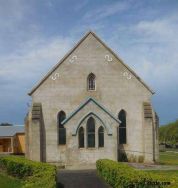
xmin=0 ymin=156 xmax=56 ymax=188
xmin=96 ymin=159 xmax=178 ymax=188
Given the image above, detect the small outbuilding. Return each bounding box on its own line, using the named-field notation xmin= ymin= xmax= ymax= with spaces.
xmin=0 ymin=125 xmax=25 ymax=154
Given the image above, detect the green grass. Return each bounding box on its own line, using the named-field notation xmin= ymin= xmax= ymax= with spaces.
xmin=146 ymin=170 xmax=178 ymax=187
xmin=159 ymin=151 xmax=178 ymax=165
xmin=0 ymin=172 xmax=24 ymax=188
xmin=142 ymin=152 xmax=178 ymax=186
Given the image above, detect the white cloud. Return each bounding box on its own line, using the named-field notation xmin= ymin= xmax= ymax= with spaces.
xmin=109 ymin=14 xmax=178 ymax=124
xmin=135 ymin=16 xmax=178 ymax=42
xmin=74 ymin=0 xmax=89 ymax=11
xmin=107 ymin=14 xmax=178 ymax=92
xmin=0 ymin=36 xmax=74 ymax=87
xmin=0 ymin=0 xmax=42 ymax=56
xmin=0 ymin=0 xmax=27 ymax=29
xmin=0 ymin=0 xmax=178 ymax=124
xmin=83 ymin=1 xmax=129 ymax=21
xmin=133 ymin=17 xmax=178 ymax=83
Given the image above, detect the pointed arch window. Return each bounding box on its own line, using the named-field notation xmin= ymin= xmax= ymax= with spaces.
xmin=57 ymin=111 xmax=66 ymax=145
xmin=118 ymin=110 xmax=126 ymax=144
xmin=98 ymin=126 xmax=104 ymax=147
xmin=78 ymin=127 xmax=84 ymax=148
xmin=87 ymin=117 xmax=95 ymax=147
xmin=87 ymin=73 xmax=96 ymax=91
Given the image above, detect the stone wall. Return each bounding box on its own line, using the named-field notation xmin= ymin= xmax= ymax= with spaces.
xmin=26 ymin=32 xmax=158 ymax=164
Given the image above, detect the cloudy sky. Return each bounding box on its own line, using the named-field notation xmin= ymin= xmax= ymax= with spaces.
xmin=0 ymin=0 xmax=178 ymax=125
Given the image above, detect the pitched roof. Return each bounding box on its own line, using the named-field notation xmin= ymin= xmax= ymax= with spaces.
xmin=62 ymin=97 xmax=121 ymax=125
xmin=0 ymin=125 xmax=24 ymax=137
xmin=28 ymin=31 xmax=154 ymax=95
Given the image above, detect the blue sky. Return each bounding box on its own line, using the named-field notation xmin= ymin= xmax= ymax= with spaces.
xmin=0 ymin=0 xmax=178 ymax=125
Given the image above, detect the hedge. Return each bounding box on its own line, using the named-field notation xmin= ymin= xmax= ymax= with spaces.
xmin=96 ymin=159 xmax=178 ymax=188
xmin=0 ymin=156 xmax=56 ymax=188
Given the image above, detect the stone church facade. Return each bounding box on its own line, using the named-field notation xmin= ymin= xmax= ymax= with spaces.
xmin=25 ymin=31 xmax=159 ymax=166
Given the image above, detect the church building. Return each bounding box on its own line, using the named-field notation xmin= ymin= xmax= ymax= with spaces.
xmin=25 ymin=31 xmax=159 ymax=166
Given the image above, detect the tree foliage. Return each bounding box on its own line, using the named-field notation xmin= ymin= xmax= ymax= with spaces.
xmin=159 ymin=120 xmax=178 ymax=145
xmin=0 ymin=123 xmax=13 ymax=126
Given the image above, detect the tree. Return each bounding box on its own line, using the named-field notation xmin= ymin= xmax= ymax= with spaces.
xmin=0 ymin=123 xmax=13 ymax=126
xmin=159 ymin=120 xmax=178 ymax=146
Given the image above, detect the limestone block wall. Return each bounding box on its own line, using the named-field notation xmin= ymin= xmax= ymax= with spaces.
xmin=153 ymin=112 xmax=159 ymax=162
xmin=142 ymin=103 xmax=159 ymax=163
xmin=44 ymin=100 xmax=119 ymax=163
xmin=144 ymin=118 xmax=154 ymax=162
xmin=26 ymin=32 xmax=158 ymax=164
xmin=65 ymin=118 xmax=118 ymax=166
xmin=26 ymin=104 xmax=43 ymax=162
xmin=30 ymin=120 xmax=41 ymax=161
xmin=25 ymin=114 xmax=30 ymax=158
xmin=63 ymin=106 xmax=118 ymax=166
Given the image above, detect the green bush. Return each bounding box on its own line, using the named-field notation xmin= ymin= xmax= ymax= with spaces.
xmin=96 ymin=159 xmax=178 ymax=188
xmin=0 ymin=156 xmax=56 ymax=188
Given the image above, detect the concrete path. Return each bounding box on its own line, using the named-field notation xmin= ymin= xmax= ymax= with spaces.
xmin=128 ymin=162 xmax=178 ymax=171
xmin=57 ymin=169 xmax=110 ymax=188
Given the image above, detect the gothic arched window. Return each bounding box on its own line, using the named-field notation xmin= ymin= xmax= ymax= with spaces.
xmin=87 ymin=117 xmax=95 ymax=147
xmin=87 ymin=73 xmax=96 ymax=90
xmin=78 ymin=127 xmax=84 ymax=148
xmin=57 ymin=111 xmax=66 ymax=145
xmin=98 ymin=126 xmax=104 ymax=147
xmin=58 ymin=111 xmax=66 ymax=128
xmin=118 ymin=110 xmax=127 ymax=144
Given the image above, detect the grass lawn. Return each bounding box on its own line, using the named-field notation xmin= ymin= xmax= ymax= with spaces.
xmin=147 ymin=170 xmax=178 ymax=187
xmin=0 ymin=172 xmax=24 ymax=188
xmin=159 ymin=151 xmax=178 ymax=165
xmin=142 ymin=152 xmax=178 ymax=186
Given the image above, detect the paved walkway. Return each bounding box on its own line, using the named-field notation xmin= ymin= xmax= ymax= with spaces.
xmin=128 ymin=162 xmax=178 ymax=170
xmin=57 ymin=169 xmax=109 ymax=188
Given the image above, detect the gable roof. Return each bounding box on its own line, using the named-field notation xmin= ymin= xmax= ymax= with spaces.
xmin=0 ymin=125 xmax=24 ymax=137
xmin=28 ymin=31 xmax=154 ymax=95
xmin=62 ymin=97 xmax=121 ymax=125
